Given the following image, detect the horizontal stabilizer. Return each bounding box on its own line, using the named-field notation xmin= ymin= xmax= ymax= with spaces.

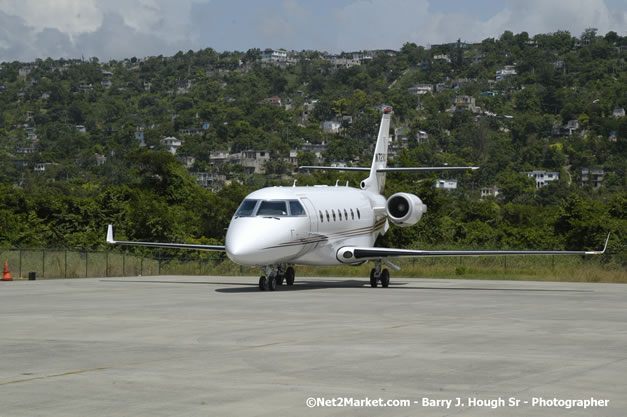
xmin=300 ymin=166 xmax=478 ymax=172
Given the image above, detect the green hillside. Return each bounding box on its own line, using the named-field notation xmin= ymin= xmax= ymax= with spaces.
xmin=0 ymin=30 xmax=625 ymax=265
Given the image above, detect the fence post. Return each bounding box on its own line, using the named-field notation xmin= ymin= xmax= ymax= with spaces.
xmin=64 ymin=250 xmax=68 ymax=278
xmin=19 ymin=249 xmax=22 ymax=279
xmin=85 ymin=249 xmax=88 ymax=278
xmin=158 ymin=257 xmax=161 ymax=275
xmin=123 ymin=252 xmax=126 ymax=277
xmin=141 ymin=257 xmax=144 ymax=276
xmin=42 ymin=249 xmax=45 ymax=279
xmin=106 ymin=251 xmax=109 ymax=277
xmin=504 ymin=256 xmax=507 ymax=271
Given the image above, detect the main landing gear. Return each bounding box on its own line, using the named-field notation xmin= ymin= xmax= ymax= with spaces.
xmin=259 ymin=264 xmax=295 ymax=291
xmin=369 ymin=260 xmax=390 ymax=288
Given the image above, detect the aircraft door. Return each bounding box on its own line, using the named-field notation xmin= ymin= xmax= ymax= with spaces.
xmin=300 ymin=197 xmax=318 ymax=233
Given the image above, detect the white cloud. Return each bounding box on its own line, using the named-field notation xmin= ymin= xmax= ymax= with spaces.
xmin=0 ymin=0 xmax=102 ymax=35
xmin=0 ymin=0 xmax=624 ymax=61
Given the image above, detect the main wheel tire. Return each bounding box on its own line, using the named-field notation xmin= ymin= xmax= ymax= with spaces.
xmin=381 ymin=269 xmax=390 ymax=288
xmin=285 ymin=267 xmax=295 ymax=285
xmin=268 ymin=275 xmax=278 ymax=291
xmin=259 ymin=276 xmax=269 ymax=291
xmin=276 ymin=274 xmax=284 ymax=286
xmin=370 ymin=268 xmax=378 ymax=288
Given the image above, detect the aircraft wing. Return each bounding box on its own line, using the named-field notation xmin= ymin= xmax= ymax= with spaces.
xmin=299 ymin=166 xmax=478 ymax=172
xmin=106 ymin=225 xmax=225 ymax=251
xmin=337 ymin=234 xmax=610 ymax=263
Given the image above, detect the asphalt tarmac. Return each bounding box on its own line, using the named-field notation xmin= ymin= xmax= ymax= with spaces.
xmin=1 ymin=276 xmax=625 ymax=416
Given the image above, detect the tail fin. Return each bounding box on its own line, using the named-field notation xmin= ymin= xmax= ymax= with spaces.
xmin=361 ymin=108 xmax=392 ymax=194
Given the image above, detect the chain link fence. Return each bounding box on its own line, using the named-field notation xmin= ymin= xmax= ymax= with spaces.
xmin=0 ymin=247 xmax=624 ymax=281
xmin=0 ymin=248 xmax=229 ymax=279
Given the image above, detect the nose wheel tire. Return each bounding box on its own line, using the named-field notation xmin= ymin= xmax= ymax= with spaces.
xmin=276 ymin=274 xmax=284 ymax=286
xmin=259 ymin=276 xmax=269 ymax=291
xmin=268 ymin=275 xmax=278 ymax=291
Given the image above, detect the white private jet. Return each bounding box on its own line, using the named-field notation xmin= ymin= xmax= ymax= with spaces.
xmin=107 ymin=108 xmax=609 ymax=290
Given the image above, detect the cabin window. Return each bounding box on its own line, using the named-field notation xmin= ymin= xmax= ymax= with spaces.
xmin=235 ymin=199 xmax=258 ymax=217
xmin=344 ymin=209 xmax=348 ymax=220
xmin=326 ymin=210 xmax=330 ymax=222
xmin=319 ymin=211 xmax=324 ymax=223
xmin=288 ymin=200 xmax=306 ymax=216
xmin=332 ymin=210 xmax=336 ymax=221
xmin=357 ymin=208 xmax=361 ymax=219
xmin=338 ymin=209 xmax=342 ymax=221
xmin=257 ymin=201 xmax=287 ymax=216
xmin=350 ymin=208 xmax=354 ymax=220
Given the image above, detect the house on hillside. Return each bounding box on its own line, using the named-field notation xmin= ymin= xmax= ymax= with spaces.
xmin=581 ymin=168 xmax=605 ymax=188
xmin=480 ymin=186 xmax=501 ymax=199
xmin=522 ymin=170 xmax=559 ymax=189
xmin=321 ymin=120 xmax=341 ymax=134
xmin=496 ymin=65 xmax=517 ymax=81
xmin=407 ymin=84 xmax=433 ymax=95
xmin=258 ymin=96 xmax=282 ymax=107
xmin=435 ymin=179 xmax=457 ymax=190
xmin=161 ymin=136 xmax=182 ymax=155
xmin=450 ymin=96 xmax=481 ymax=113
xmin=94 ymin=153 xmax=107 ymax=166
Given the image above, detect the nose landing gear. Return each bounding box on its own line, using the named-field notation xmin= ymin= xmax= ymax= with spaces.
xmin=258 ymin=264 xmax=295 ymax=291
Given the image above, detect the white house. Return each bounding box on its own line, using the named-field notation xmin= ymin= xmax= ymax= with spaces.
xmin=321 ymin=120 xmax=341 ymax=134
xmin=522 ymin=170 xmax=559 ymax=188
xmin=161 ymin=136 xmax=182 ymax=155
xmin=496 ymin=65 xmax=517 ymax=81
xmin=435 ymin=179 xmax=458 ymax=190
xmin=260 ymin=49 xmax=295 ymax=66
xmin=480 ymin=186 xmax=501 ymax=199
xmin=450 ymin=96 xmax=480 ymax=113
xmin=432 ymin=54 xmax=451 ymax=64
xmin=613 ymin=108 xmax=625 ymax=118
xmin=407 ymin=84 xmax=433 ymax=95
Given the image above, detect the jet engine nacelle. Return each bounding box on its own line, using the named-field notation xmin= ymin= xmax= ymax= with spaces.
xmin=385 ymin=192 xmax=427 ymax=227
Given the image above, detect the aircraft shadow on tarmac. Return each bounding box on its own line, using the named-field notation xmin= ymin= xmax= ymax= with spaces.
xmin=101 ymin=279 xmax=592 ymax=294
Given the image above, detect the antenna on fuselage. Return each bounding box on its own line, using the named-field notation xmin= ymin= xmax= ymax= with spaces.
xmin=293 ymin=179 xmax=297 ymax=187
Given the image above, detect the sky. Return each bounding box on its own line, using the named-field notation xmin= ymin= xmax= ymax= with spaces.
xmin=0 ymin=0 xmax=625 ymax=62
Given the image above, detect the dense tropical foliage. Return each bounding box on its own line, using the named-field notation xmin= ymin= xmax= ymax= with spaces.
xmin=0 ymin=30 xmax=625 ymax=262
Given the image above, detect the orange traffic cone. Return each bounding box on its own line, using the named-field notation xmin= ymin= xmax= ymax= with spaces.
xmin=2 ymin=261 xmax=12 ymax=281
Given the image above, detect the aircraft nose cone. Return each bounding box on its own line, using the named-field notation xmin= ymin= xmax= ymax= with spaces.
xmin=226 ymin=240 xmax=255 ymax=261
xmin=225 ymin=218 xmax=304 ymax=266
xmin=225 ymin=220 xmax=268 ymax=265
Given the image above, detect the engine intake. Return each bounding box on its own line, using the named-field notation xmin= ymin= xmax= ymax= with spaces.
xmin=385 ymin=192 xmax=427 ymax=227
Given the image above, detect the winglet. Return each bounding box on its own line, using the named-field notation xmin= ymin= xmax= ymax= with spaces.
xmin=585 ymin=233 xmax=610 ymax=255
xmin=602 ymin=232 xmax=610 ymax=254
xmin=106 ymin=224 xmax=115 ymax=244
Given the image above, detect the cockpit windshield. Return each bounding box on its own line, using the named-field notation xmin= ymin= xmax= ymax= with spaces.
xmin=234 ymin=199 xmax=307 ymax=217
xmin=235 ymin=199 xmax=258 ymax=217
xmin=257 ymin=201 xmax=288 ymax=216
